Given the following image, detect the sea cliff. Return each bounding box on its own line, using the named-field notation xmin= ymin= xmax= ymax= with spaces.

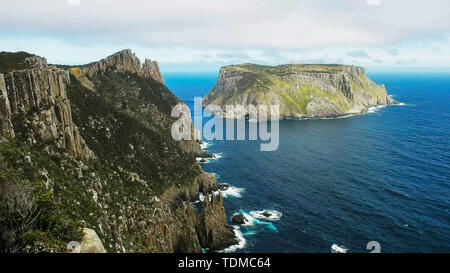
xmin=0 ymin=50 xmax=236 ymax=253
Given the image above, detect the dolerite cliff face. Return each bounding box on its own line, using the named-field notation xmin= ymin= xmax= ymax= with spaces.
xmin=0 ymin=50 xmax=236 ymax=253
xmin=203 ymin=64 xmax=398 ymax=119
xmin=197 ymin=193 xmax=237 ymax=250
xmin=0 ymin=55 xmax=93 ymax=159
xmin=70 ymin=49 xmax=163 ymax=91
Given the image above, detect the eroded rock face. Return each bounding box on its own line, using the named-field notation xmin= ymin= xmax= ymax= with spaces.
xmin=70 ymin=49 xmax=164 ymax=91
xmin=0 ymin=60 xmax=93 ymax=159
xmin=197 ymin=193 xmax=238 ymax=250
xmin=142 ymin=59 xmax=164 ymax=83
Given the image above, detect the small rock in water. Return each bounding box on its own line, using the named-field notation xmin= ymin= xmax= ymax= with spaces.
xmin=202 ymin=153 xmax=214 ymax=159
xmin=262 ymin=211 xmax=271 ymax=218
xmin=218 ymin=184 xmax=229 ymax=191
xmin=232 ymin=214 xmax=246 ymax=225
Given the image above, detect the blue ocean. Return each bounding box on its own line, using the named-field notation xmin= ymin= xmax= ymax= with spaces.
xmin=164 ymin=72 xmax=450 ymax=253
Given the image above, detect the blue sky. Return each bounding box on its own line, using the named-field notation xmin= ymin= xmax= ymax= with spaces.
xmin=1 ymin=0 xmax=450 ymax=72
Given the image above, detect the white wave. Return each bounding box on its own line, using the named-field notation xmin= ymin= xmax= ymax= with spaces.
xmin=249 ymin=210 xmax=283 ymax=221
xmin=196 ymin=153 xmax=223 ymax=164
xmin=220 ymin=186 xmax=245 ymax=198
xmin=367 ymin=105 xmax=387 ymax=113
xmin=198 ymin=193 xmax=205 ymax=202
xmin=331 ymin=244 xmax=348 ymax=253
xmin=396 ymin=102 xmax=415 ymax=107
xmin=196 ymin=157 xmax=208 ymax=163
xmin=232 ymin=210 xmax=281 ymax=233
xmin=209 ymin=153 xmax=223 ymax=160
xmin=198 ymin=186 xmax=245 ymax=202
xmin=232 ymin=212 xmax=255 ymax=227
xmin=200 ymin=142 xmax=210 ymax=149
xmin=219 ymin=226 xmax=246 ymax=253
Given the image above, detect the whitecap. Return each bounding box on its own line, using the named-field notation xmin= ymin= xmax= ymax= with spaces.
xmin=199 ymin=186 xmax=245 ymax=201
xmin=209 ymin=153 xmax=223 ymax=160
xmin=200 ymin=142 xmax=210 ymax=149
xmin=233 ymin=210 xmax=280 ymax=232
xmin=367 ymin=105 xmax=387 ymax=113
xmin=331 ymin=244 xmax=348 ymax=253
xmin=220 ymin=186 xmax=245 ymax=198
xmin=196 ymin=157 xmax=208 ymax=163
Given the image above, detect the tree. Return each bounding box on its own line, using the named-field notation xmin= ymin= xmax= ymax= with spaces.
xmin=0 ymin=174 xmax=40 ymax=253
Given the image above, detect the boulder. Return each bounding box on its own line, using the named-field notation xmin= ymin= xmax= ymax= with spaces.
xmin=231 ymin=214 xmax=246 ymax=225
xmin=262 ymin=211 xmax=271 ymax=218
xmin=80 ymin=228 xmax=107 ymax=253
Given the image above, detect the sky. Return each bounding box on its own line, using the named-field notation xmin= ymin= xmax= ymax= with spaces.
xmin=1 ymin=0 xmax=450 ymax=72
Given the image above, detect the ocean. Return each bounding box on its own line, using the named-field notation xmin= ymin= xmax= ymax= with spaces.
xmin=164 ymin=71 xmax=450 ymax=253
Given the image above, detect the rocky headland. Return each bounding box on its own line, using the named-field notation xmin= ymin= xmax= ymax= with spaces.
xmin=0 ymin=50 xmax=237 ymax=253
xmin=203 ymin=64 xmax=398 ymax=119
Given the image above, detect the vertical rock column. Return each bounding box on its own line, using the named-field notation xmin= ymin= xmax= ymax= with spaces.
xmin=0 ymin=73 xmax=14 ymax=138
xmin=0 ymin=64 xmax=93 ymax=160
xmin=196 ymin=193 xmax=237 ymax=250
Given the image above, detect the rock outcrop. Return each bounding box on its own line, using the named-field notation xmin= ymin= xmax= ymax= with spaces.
xmin=80 ymin=228 xmax=107 ymax=253
xmin=197 ymin=171 xmax=229 ymax=194
xmin=70 ymin=49 xmax=163 ymax=92
xmin=197 ymin=193 xmax=238 ymax=250
xmin=203 ymin=64 xmax=398 ymax=119
xmin=142 ymin=59 xmax=164 ymax=83
xmin=0 ymin=56 xmax=93 ymax=159
xmin=140 ymin=176 xmax=237 ymax=253
xmin=231 ymin=214 xmax=246 ymax=225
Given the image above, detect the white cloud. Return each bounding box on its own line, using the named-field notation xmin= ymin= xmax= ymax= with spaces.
xmin=0 ymin=0 xmax=449 ymax=69
xmin=2 ymin=0 xmax=449 ymax=49
xmin=66 ymin=0 xmax=82 ymax=6
xmin=366 ymin=0 xmax=381 ymax=6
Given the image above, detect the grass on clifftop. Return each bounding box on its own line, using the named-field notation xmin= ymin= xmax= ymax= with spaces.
xmin=0 ymin=52 xmax=35 ymax=73
xmin=226 ymin=63 xmax=349 ymax=75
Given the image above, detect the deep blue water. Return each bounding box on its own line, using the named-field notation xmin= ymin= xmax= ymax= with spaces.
xmin=164 ymin=72 xmax=450 ymax=253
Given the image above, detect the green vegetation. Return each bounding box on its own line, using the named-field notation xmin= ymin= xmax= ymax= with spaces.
xmin=1 ymin=59 xmax=203 ymax=253
xmin=228 ymin=63 xmax=348 ymax=75
xmin=68 ymin=71 xmax=201 ymax=195
xmin=0 ymin=140 xmax=83 ymax=253
xmin=0 ymin=51 xmax=35 ymax=73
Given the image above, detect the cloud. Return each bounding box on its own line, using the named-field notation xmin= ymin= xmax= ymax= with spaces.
xmin=366 ymin=0 xmax=381 ymax=6
xmin=66 ymin=0 xmax=82 ymax=6
xmin=388 ymin=49 xmax=399 ymax=56
xmin=1 ymin=0 xmax=449 ymax=49
xmin=0 ymin=0 xmax=449 ymax=69
xmin=346 ymin=50 xmax=371 ymax=58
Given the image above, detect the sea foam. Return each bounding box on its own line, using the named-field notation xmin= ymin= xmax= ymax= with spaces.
xmin=198 ymin=186 xmax=245 ymax=202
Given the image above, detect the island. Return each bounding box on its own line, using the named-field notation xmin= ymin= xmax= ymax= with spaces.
xmin=203 ymin=64 xmax=398 ymax=119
